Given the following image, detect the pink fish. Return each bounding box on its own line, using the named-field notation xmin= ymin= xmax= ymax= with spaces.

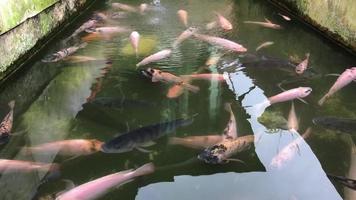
xmin=169 ymin=135 xmax=224 ymax=150
xmin=167 ymin=84 xmax=186 ymax=99
xmin=215 ymin=12 xmax=233 ymax=31
xmin=287 ymin=102 xmax=299 ymax=132
xmin=269 ymin=128 xmax=311 ymax=169
xmin=318 ymin=67 xmax=356 ymax=106
xmin=56 ymin=163 xmax=154 ymax=200
xmin=172 ymin=27 xmax=197 ymax=48
xmin=0 ymin=159 xmax=59 ymax=173
xmin=295 ymin=53 xmax=310 ymax=74
xmin=180 ymin=74 xmax=225 ymax=82
xmin=130 ymin=31 xmax=140 ymax=56
xmin=136 ymin=49 xmax=172 ymax=67
xmin=111 ymin=3 xmax=138 ymax=13
xmin=23 ymin=139 xmax=104 ymax=157
xmin=193 ymin=33 xmax=247 ymax=52
xmin=244 ymin=18 xmax=282 ymax=29
xmin=89 ymin=26 xmax=130 ymax=34
xmin=177 ymin=9 xmax=188 ymax=27
xmin=268 ymin=87 xmax=312 ymax=105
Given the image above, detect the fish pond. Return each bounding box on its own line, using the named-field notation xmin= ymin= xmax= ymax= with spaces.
xmin=0 ymin=0 xmax=356 ymax=199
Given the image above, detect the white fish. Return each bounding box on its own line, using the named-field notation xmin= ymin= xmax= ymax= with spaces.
xmin=177 ymin=9 xmax=188 ymax=27
xmin=244 ymin=18 xmax=282 ymax=29
xmin=215 ymin=12 xmax=233 ymax=31
xmin=172 ymin=27 xmax=197 ymax=48
xmin=136 ymin=49 xmax=172 ymax=67
xmin=318 ymin=67 xmax=356 ymax=106
xmin=89 ymin=26 xmax=130 ymax=34
xmin=56 ymin=163 xmax=155 ymax=200
xmin=278 ymin=13 xmax=291 ymax=21
xmin=256 ymin=41 xmax=274 ymax=51
xmin=269 ymin=128 xmax=311 ymax=169
xmin=268 ymin=87 xmax=312 ymax=105
xmin=130 ymin=31 xmax=140 ymax=56
xmin=193 ymin=33 xmax=247 ymax=52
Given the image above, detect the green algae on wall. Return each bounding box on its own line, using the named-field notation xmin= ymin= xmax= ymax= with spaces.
xmin=269 ymin=0 xmax=356 ymax=53
xmin=0 ymin=0 xmax=58 ymax=34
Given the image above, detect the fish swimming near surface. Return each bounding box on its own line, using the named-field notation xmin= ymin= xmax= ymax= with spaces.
xmin=269 ymin=128 xmax=312 ymax=170
xmin=256 ymin=41 xmax=274 ymax=51
xmin=312 ymin=116 xmax=356 ymax=134
xmin=177 ymin=9 xmax=188 ymax=27
xmin=101 ymin=117 xmax=195 ymax=153
xmin=42 ymin=43 xmax=87 ymax=63
xmin=0 ymin=159 xmax=59 ymax=174
xmin=295 ymin=53 xmax=310 ymax=75
xmin=215 ymin=12 xmax=233 ymax=31
xmin=56 ymin=163 xmax=155 ymax=200
xmin=130 ymin=31 xmax=140 ymax=56
xmin=0 ymin=100 xmax=15 ymax=144
xmin=87 ymin=26 xmax=130 ymax=34
xmin=318 ymin=67 xmax=356 ymax=106
xmin=67 ymin=19 xmax=97 ymax=41
xmin=268 ymin=87 xmax=312 ymax=105
xmin=193 ymin=33 xmax=247 ymax=52
xmin=111 ymin=2 xmax=138 ymax=13
xmin=141 ymin=68 xmax=200 ymax=93
xmin=197 ymin=135 xmax=254 ymax=164
xmin=172 ymin=27 xmax=197 ymax=48
xmin=136 ymin=49 xmax=172 ymax=67
xmin=23 ymin=139 xmax=103 ymax=157
xmin=244 ymin=18 xmax=282 ymax=29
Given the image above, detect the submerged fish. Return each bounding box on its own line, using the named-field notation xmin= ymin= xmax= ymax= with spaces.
xmin=111 ymin=3 xmax=138 ymax=13
xmin=141 ymin=68 xmax=200 ymax=93
xmin=0 ymin=159 xmax=59 ymax=174
xmin=56 ymin=163 xmax=154 ymax=200
xmin=136 ymin=49 xmax=172 ymax=67
xmin=42 ymin=43 xmax=87 ymax=63
xmin=269 ymin=128 xmax=312 ymax=169
xmin=0 ymin=100 xmax=15 ymax=144
xmin=318 ymin=67 xmax=356 ymax=106
xmin=180 ymin=74 xmax=225 ymax=82
xmin=177 ymin=9 xmax=188 ymax=27
xmin=68 ymin=19 xmax=97 ymax=39
xmin=244 ymin=18 xmax=282 ymax=29
xmin=312 ymin=116 xmax=356 ymax=134
xmin=295 ymin=53 xmax=310 ymax=75
xmin=215 ymin=12 xmax=233 ymax=31
xmin=278 ymin=13 xmax=291 ymax=21
xmin=130 ymin=31 xmax=140 ymax=56
xmin=172 ymin=27 xmax=197 ymax=48
xmin=223 ymin=103 xmax=239 ymax=139
xmin=268 ymin=87 xmax=312 ymax=105
xmin=101 ymin=117 xmax=195 ymax=153
xmin=87 ymin=26 xmax=130 ymax=34
xmin=87 ymin=97 xmax=156 ymax=109
xmin=63 ymin=55 xmax=101 ymax=63
xmin=328 ymin=174 xmax=356 ymax=190
xmin=23 ymin=139 xmax=103 ymax=157
xmin=198 ymin=135 xmax=254 ymax=164
xmin=169 ymin=135 xmax=224 ymax=150
xmin=287 ymin=102 xmax=299 ymax=132
xmin=193 ymin=33 xmax=247 ymax=52
xmin=256 ymin=41 xmax=274 ymax=51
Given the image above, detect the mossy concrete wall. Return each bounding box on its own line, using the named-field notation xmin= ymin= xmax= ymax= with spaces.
xmin=268 ymin=0 xmax=356 ymax=54
xmin=0 ymin=0 xmax=96 ymax=80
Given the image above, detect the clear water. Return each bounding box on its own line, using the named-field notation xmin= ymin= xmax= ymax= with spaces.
xmin=0 ymin=0 xmax=355 ymax=199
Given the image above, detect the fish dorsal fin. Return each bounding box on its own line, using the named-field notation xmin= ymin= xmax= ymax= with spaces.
xmin=264 ymin=18 xmax=272 ymax=23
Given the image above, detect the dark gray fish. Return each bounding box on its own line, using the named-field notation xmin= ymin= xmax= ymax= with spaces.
xmin=0 ymin=100 xmax=15 ymax=144
xmin=313 ymin=116 xmax=356 ymax=134
xmin=87 ymin=97 xmax=156 ymax=108
xmin=328 ymin=174 xmax=356 ymax=190
xmin=101 ymin=116 xmax=195 ymax=153
xmin=42 ymin=43 xmax=87 ymax=63
xmin=69 ymin=19 xmax=97 ymax=39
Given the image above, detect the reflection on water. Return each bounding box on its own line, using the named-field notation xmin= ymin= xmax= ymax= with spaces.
xmin=0 ymin=0 xmax=355 ymax=199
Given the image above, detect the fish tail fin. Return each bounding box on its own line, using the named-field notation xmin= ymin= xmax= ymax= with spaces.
xmin=168 ymin=137 xmax=182 ymax=145
xmin=133 ymin=162 xmax=155 ymax=177
xmin=8 ymin=100 xmax=15 ymax=109
xmin=182 ymin=83 xmax=200 ymax=93
xmin=318 ymin=94 xmax=328 ymax=106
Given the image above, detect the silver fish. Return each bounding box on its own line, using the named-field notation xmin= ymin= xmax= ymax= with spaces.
xmin=42 ymin=43 xmax=87 ymax=63
xmin=244 ymin=18 xmax=282 ymax=29
xmin=56 ymin=163 xmax=154 ymax=200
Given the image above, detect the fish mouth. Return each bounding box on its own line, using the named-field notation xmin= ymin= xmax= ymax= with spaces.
xmin=141 ymin=68 xmax=154 ymax=78
xmin=197 ymin=150 xmax=220 ymax=164
xmin=305 ymin=88 xmax=312 ymax=93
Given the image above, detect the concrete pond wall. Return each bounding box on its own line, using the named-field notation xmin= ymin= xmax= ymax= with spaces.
xmin=268 ymin=0 xmax=356 ymax=55
xmin=0 ymin=0 xmax=97 ymax=81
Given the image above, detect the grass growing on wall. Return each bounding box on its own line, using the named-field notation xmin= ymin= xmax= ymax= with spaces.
xmin=0 ymin=0 xmax=58 ymax=34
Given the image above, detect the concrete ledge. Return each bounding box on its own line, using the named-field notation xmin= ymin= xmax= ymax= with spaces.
xmin=0 ymin=0 xmax=97 ymax=80
xmin=268 ymin=0 xmax=356 ymax=55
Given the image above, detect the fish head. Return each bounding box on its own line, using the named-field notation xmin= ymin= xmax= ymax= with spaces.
xmin=90 ymin=139 xmax=104 ymax=152
xmin=233 ymin=45 xmax=247 ymax=53
xmin=100 ymin=138 xmax=132 ymax=153
xmin=197 ymin=144 xmax=226 ymax=164
xmin=298 ymin=87 xmax=312 ymax=98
